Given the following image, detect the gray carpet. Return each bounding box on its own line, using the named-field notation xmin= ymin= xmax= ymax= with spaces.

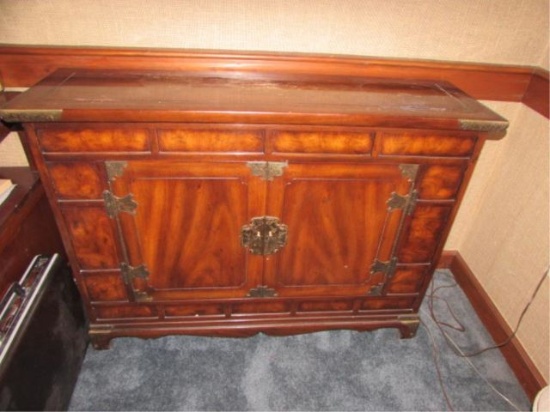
xmin=68 ymin=270 xmax=531 ymax=411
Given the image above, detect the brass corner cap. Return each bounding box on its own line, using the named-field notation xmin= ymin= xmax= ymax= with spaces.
xmin=458 ymin=118 xmax=509 ymax=132
xmin=0 ymin=109 xmax=63 ymax=123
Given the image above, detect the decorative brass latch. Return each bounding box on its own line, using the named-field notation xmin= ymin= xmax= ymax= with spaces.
xmin=246 ymin=161 xmax=288 ymax=181
xmin=241 ymin=216 xmax=288 ymax=255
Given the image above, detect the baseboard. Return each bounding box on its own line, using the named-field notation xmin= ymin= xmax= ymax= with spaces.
xmin=438 ymin=250 xmax=547 ymax=401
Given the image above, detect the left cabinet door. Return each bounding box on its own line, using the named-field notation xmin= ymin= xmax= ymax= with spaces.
xmin=107 ymin=160 xmax=266 ymax=301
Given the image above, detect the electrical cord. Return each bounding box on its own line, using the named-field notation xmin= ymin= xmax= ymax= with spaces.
xmin=421 ymin=266 xmax=548 ymax=411
xmin=429 ymin=266 xmax=549 ymax=358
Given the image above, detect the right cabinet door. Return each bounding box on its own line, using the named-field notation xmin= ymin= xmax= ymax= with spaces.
xmin=264 ymin=162 xmax=419 ymax=298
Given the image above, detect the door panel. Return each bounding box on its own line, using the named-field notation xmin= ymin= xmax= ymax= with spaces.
xmin=265 ymin=163 xmax=413 ymax=297
xmin=109 ymin=160 xmax=266 ymax=300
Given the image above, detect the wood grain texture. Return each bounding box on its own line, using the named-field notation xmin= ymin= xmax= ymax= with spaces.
xmin=0 ymin=69 xmax=507 ymax=134
xmin=0 ymin=45 xmax=536 ymax=101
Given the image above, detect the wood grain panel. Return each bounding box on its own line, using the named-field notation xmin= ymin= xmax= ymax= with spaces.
xmin=398 ymin=204 xmax=453 ymax=263
xmin=84 ymin=272 xmax=128 ymax=302
xmin=0 ymin=46 xmax=546 ymax=118
xmin=47 ymin=162 xmax=104 ymax=199
xmin=387 ymin=266 xmax=428 ymax=294
xmin=379 ymin=133 xmax=477 ymax=157
xmin=417 ymin=165 xmax=465 ymax=200
xmin=37 ymin=127 xmax=151 ymax=153
xmin=157 ymin=128 xmax=264 ymax=153
xmin=94 ymin=305 xmax=156 ymax=320
xmin=61 ymin=205 xmax=119 ymax=270
xmin=164 ymin=304 xmax=225 ymax=318
xmin=267 ymin=162 xmax=410 ymax=296
xmin=111 ymin=160 xmax=266 ymax=300
xmin=0 ymin=45 xmax=535 ymax=103
xmin=269 ymin=130 xmax=373 ymax=155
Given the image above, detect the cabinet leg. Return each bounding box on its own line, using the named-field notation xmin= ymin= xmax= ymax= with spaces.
xmin=90 ymin=335 xmax=113 ymax=350
xmin=398 ymin=315 xmax=420 ymax=339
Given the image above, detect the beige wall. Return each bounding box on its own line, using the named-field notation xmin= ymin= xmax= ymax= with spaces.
xmin=1 ymin=0 xmax=548 ymax=381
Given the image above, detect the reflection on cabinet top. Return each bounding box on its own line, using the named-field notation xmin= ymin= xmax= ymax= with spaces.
xmin=0 ymin=69 xmax=507 ymax=136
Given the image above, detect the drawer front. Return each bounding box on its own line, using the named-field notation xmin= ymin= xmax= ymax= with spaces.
xmin=379 ymin=132 xmax=476 ymax=157
xmin=269 ymin=130 xmax=373 ymax=155
xmin=157 ymin=128 xmax=264 ymax=153
xmin=37 ymin=127 xmax=151 ymax=153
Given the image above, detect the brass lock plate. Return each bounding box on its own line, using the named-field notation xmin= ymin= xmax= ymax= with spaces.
xmin=241 ymin=216 xmax=288 ymax=255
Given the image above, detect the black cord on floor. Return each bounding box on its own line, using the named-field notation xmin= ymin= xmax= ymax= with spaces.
xmin=429 ymin=266 xmax=549 ymax=358
xmin=422 ymin=266 xmax=548 ymax=411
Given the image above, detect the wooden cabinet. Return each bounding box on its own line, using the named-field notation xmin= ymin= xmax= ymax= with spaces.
xmin=0 ymin=70 xmax=507 ymax=348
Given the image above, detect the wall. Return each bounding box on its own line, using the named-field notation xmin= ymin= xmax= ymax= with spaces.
xmin=0 ymin=0 xmax=548 ymax=381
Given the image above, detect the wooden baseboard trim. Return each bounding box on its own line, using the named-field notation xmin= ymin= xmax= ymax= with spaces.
xmin=438 ymin=250 xmax=547 ymax=401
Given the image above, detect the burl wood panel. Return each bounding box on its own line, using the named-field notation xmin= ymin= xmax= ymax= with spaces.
xmin=157 ymin=128 xmax=264 ymax=153
xmin=269 ymin=130 xmax=374 ymax=154
xmin=386 ymin=266 xmax=428 ymax=294
xmin=379 ymin=133 xmax=477 ymax=157
xmin=417 ymin=165 xmax=465 ymax=200
xmin=61 ymin=206 xmax=119 ymax=270
xmin=397 ymin=204 xmax=453 ymax=263
xmin=83 ymin=272 xmax=128 ymax=302
xmin=38 ymin=127 xmax=151 ymax=152
xmin=48 ymin=162 xmax=104 ymax=199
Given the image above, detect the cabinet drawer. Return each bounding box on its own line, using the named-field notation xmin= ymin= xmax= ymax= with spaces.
xmin=37 ymin=127 xmax=151 ymax=153
xmin=379 ymin=132 xmax=476 ymax=157
xmin=94 ymin=305 xmax=157 ymax=320
xmin=269 ymin=130 xmax=373 ymax=155
xmin=157 ymin=128 xmax=263 ymax=153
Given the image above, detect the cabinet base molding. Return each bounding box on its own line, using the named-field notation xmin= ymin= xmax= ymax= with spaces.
xmin=89 ymin=313 xmax=420 ymax=350
xmin=438 ymin=250 xmax=547 ymax=401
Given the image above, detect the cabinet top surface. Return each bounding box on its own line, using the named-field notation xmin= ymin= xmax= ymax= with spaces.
xmin=0 ymin=69 xmax=507 ymax=133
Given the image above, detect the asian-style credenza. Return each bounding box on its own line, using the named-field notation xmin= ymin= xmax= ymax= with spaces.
xmin=0 ymin=68 xmax=507 ymax=349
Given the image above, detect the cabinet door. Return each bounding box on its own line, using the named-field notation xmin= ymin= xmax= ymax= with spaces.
xmin=107 ymin=160 xmax=266 ymax=301
xmin=264 ymin=162 xmax=415 ymax=297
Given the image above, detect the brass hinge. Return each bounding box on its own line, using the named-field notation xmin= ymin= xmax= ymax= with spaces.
xmin=103 ymin=191 xmax=137 ymax=218
xmin=247 ymin=161 xmax=288 ymax=181
xmin=247 ymin=285 xmax=278 ymax=298
xmin=120 ymin=263 xmax=152 ymax=302
xmin=370 ymin=257 xmax=398 ymax=278
xmin=120 ymin=263 xmax=149 ymax=284
xmin=241 ymin=216 xmax=288 ymax=255
xmin=399 ymin=164 xmax=419 ymax=181
xmin=386 ymin=190 xmax=418 ymax=215
xmin=368 ymin=257 xmax=398 ymax=296
xmin=105 ymin=161 xmax=128 ymax=182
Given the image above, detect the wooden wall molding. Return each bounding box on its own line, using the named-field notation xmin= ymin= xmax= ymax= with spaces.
xmin=438 ymin=251 xmax=547 ymax=401
xmin=0 ymin=45 xmax=547 ymax=117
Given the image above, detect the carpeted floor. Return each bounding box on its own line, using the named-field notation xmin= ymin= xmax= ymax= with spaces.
xmin=68 ymin=270 xmax=531 ymax=411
